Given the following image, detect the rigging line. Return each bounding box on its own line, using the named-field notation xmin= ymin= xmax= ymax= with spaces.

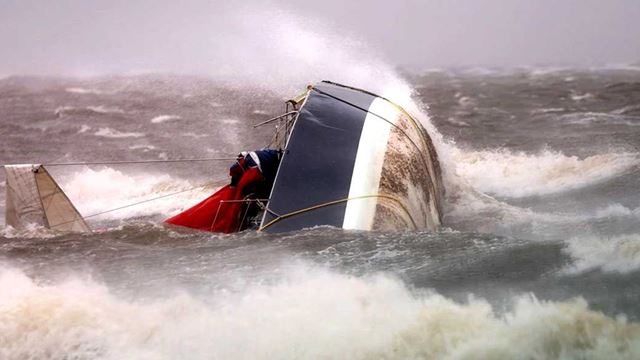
xmin=310 ymin=87 xmax=426 ymax=157
xmin=259 ymin=194 xmax=417 ymax=231
xmin=321 ymin=80 xmax=436 ymax=154
xmin=309 ymin=86 xmax=438 ymax=195
xmin=38 ymin=157 xmax=237 ymax=167
xmin=49 ymin=179 xmax=226 ymax=229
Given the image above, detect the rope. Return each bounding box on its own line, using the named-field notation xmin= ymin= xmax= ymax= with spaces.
xmin=48 ymin=179 xmax=226 ymax=229
xmin=258 ymin=194 xmax=417 ymax=231
xmin=37 ymin=157 xmax=236 ymax=167
xmin=310 ymin=86 xmax=432 ymax=169
xmin=311 ymin=86 xmax=426 ymax=160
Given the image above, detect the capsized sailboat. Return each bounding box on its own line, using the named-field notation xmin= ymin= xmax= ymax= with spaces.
xmin=166 ymin=81 xmax=444 ymax=233
xmin=3 ymin=81 xmax=444 ymax=234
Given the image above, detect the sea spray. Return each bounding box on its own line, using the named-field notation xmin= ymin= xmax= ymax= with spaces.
xmin=564 ymin=234 xmax=640 ymax=274
xmin=59 ymin=167 xmax=218 ymax=221
xmin=452 ymin=149 xmax=639 ymax=198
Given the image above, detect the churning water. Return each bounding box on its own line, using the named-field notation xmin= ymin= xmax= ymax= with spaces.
xmin=1 ymin=18 xmax=640 ymax=358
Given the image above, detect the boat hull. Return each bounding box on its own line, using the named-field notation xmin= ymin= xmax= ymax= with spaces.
xmin=260 ymin=81 xmax=443 ymax=233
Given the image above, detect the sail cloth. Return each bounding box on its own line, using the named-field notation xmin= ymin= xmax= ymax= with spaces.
xmin=4 ymin=164 xmax=90 ymax=232
xmin=165 ymin=167 xmax=264 ymax=233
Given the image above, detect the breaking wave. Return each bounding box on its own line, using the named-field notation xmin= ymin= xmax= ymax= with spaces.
xmin=59 ymin=167 xmax=216 ymax=221
xmin=128 ymin=144 xmax=156 ymax=151
xmin=564 ymin=234 xmax=640 ymax=274
xmin=65 ymin=87 xmax=108 ymax=95
xmin=77 ymin=124 xmax=91 ymax=133
xmin=560 ymin=112 xmax=640 ymax=127
xmin=450 ymin=149 xmax=638 ymax=198
xmin=55 ymin=105 xmax=124 ymax=117
xmin=94 ymin=127 xmax=145 ymax=138
xmin=0 ymin=265 xmax=638 ymax=360
xmin=150 ymin=115 xmax=182 ymax=123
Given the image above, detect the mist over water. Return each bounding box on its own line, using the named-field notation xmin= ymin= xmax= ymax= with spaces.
xmin=2 ymin=6 xmax=640 ymax=360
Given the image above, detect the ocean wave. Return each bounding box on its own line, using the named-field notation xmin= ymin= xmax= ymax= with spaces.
xmin=531 ymin=107 xmax=566 ymax=115
xmin=559 ymin=112 xmax=640 ymax=127
xmin=87 ymin=106 xmax=124 ymax=114
xmin=612 ymin=104 xmax=640 ymax=116
xmin=445 ymin=117 xmax=471 ymax=127
xmin=65 ymin=87 xmax=107 ymax=95
xmin=77 ymin=124 xmax=91 ymax=133
xmin=60 ymin=167 xmax=216 ymax=220
xmin=592 ymin=204 xmax=640 ymax=219
xmin=94 ymin=127 xmax=145 ymax=138
xmin=0 ymin=266 xmax=637 ymax=359
xmin=451 ymin=149 xmax=638 ymax=198
xmin=181 ymin=132 xmax=208 ymax=138
xmin=55 ymin=105 xmax=124 ymax=117
xmin=570 ymin=92 xmax=594 ymax=102
xmin=150 ymin=115 xmax=182 ymax=123
xmin=564 ymin=234 xmax=640 ymax=274
xmin=0 ymin=224 xmax=58 ymax=239
xmin=128 ymin=144 xmax=156 ymax=151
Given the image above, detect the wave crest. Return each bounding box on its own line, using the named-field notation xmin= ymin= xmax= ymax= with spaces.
xmin=0 ymin=266 xmax=638 ymax=359
xmin=452 ymin=149 xmax=638 ymax=198
xmin=564 ymin=234 xmax=640 ymax=274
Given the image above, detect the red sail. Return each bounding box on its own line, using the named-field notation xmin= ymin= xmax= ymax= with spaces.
xmin=164 ymin=167 xmax=263 ymax=233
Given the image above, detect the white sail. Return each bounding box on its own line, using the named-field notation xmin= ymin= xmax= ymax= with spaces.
xmin=4 ymin=164 xmax=90 ymax=232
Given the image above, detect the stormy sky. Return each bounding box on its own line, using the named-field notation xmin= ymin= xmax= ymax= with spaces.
xmin=1 ymin=0 xmax=639 ymax=76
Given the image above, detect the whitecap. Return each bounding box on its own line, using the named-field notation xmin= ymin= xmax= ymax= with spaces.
xmin=445 ymin=117 xmax=470 ymax=127
xmin=0 ymin=265 xmax=638 ymax=359
xmin=560 ymin=112 xmax=640 ymax=127
xmin=65 ymin=87 xmax=105 ymax=95
xmin=60 ymin=167 xmax=214 ymax=220
xmin=181 ymin=132 xmax=208 ymax=139
xmin=564 ymin=234 xmax=640 ymax=274
xmin=570 ymin=92 xmax=594 ymax=101
xmin=55 ymin=105 xmax=123 ymax=117
xmin=451 ymin=149 xmax=639 ymax=198
xmin=94 ymin=128 xmax=145 ymax=138
xmin=77 ymin=125 xmax=91 ymax=134
xmin=150 ymin=115 xmax=182 ymax=124
xmin=531 ymin=107 xmax=565 ymax=115
xmin=86 ymin=105 xmax=124 ymax=114
xmin=128 ymin=144 xmax=156 ymax=151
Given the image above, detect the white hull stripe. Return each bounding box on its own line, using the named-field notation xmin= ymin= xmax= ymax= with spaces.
xmin=342 ymin=98 xmax=399 ymax=230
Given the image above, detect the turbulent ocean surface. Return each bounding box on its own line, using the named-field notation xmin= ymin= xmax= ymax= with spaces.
xmin=1 ymin=67 xmax=640 ymax=359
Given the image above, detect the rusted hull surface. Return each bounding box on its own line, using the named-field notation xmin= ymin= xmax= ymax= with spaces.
xmin=374 ymin=113 xmax=443 ymax=231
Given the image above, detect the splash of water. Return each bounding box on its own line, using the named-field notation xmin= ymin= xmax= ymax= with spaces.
xmin=564 ymin=233 xmax=640 ymax=274
xmin=452 ymin=149 xmax=638 ymax=198
xmin=59 ymin=167 xmax=216 ymax=221
xmin=0 ymin=265 xmax=638 ymax=359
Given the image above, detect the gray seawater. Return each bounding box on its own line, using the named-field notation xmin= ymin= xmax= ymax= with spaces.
xmin=1 ymin=68 xmax=640 ymax=359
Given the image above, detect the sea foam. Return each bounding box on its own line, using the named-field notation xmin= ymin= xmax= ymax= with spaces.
xmin=150 ymin=115 xmax=182 ymax=124
xmin=60 ymin=167 xmax=218 ymax=221
xmin=450 ymin=149 xmax=638 ymax=198
xmin=0 ymin=265 xmax=638 ymax=359
xmin=94 ymin=127 xmax=145 ymax=138
xmin=564 ymin=233 xmax=640 ymax=274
